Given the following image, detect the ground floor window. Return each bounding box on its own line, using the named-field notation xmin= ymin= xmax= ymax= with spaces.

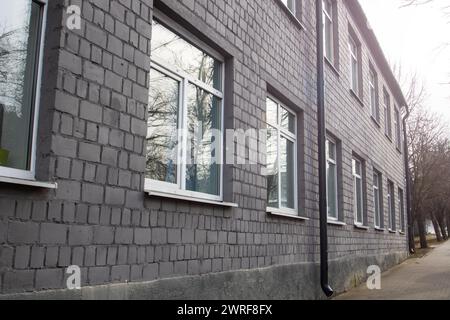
xmin=399 ymin=188 xmax=405 ymax=232
xmin=0 ymin=0 xmax=45 ymax=179
xmin=147 ymin=18 xmax=224 ymax=201
xmin=266 ymin=97 xmax=297 ymax=215
xmin=326 ymin=138 xmax=338 ymax=220
xmin=373 ymin=170 xmax=382 ymax=228
xmin=388 ymin=180 xmax=396 ymax=231
xmin=353 ymin=157 xmax=365 ymax=225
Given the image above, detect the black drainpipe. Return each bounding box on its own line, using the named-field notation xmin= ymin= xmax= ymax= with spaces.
xmin=316 ymin=0 xmax=334 ymax=298
xmin=402 ymin=106 xmax=414 ymax=253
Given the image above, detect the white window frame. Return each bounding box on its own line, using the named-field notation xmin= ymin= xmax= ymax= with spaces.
xmin=387 ymin=180 xmax=396 ymax=231
xmin=326 ymin=137 xmax=339 ymax=221
xmin=369 ymin=68 xmax=378 ymax=121
xmin=398 ymin=188 xmax=405 ymax=232
xmin=373 ymin=171 xmax=382 ymax=228
xmin=281 ymin=0 xmax=297 ymax=15
xmin=353 ymin=158 xmax=364 ymax=226
xmin=323 ymin=0 xmax=334 ymax=63
xmin=145 ymin=17 xmax=225 ymax=203
xmin=0 ymin=0 xmax=48 ymax=181
xmin=266 ymin=96 xmax=298 ymax=216
xmin=348 ymin=35 xmax=359 ymax=94
xmin=384 ymin=90 xmax=392 ymax=138
xmin=394 ymin=106 xmax=401 ymax=150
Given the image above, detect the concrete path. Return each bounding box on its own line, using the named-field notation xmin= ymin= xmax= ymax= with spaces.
xmin=336 ymin=241 xmax=450 ymax=300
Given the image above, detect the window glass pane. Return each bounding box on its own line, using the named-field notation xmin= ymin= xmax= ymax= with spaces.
xmin=374 ymin=188 xmax=380 ymax=226
xmin=355 ymin=177 xmax=363 ymax=223
xmin=327 ymin=140 xmax=336 ymax=160
xmin=281 ymin=0 xmax=295 ymax=13
xmin=147 ymin=68 xmax=180 ymax=183
xmin=266 ymin=98 xmax=278 ymax=126
xmin=280 ymin=107 xmax=295 ymax=134
xmin=0 ymin=0 xmax=41 ymax=171
xmin=185 ymin=84 xmax=221 ymax=196
xmin=267 ymin=126 xmax=279 ymax=208
xmin=151 ymin=20 xmax=221 ymax=90
xmin=353 ymin=159 xmax=361 ymax=176
xmin=324 ymin=18 xmax=333 ymax=60
xmin=327 ymin=161 xmax=337 ymax=218
xmin=280 ymin=137 xmax=295 ymax=209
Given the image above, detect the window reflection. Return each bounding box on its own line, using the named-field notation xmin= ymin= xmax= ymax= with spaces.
xmin=151 ymin=21 xmax=221 ymax=90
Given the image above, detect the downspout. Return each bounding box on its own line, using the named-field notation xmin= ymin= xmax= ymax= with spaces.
xmin=316 ymin=0 xmax=334 ymax=298
xmin=402 ymin=106 xmax=415 ymax=253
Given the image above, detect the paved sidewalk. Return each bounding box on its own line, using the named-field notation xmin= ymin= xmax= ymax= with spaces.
xmin=336 ymin=241 xmax=450 ymax=300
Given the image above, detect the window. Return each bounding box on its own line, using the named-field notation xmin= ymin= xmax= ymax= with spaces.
xmin=0 ymin=0 xmax=46 ymax=180
xmin=387 ymin=180 xmax=396 ymax=231
xmin=394 ymin=107 xmax=402 ymax=150
xmin=281 ymin=0 xmax=296 ymax=15
xmin=384 ymin=89 xmax=392 ymax=139
xmin=326 ymin=138 xmax=338 ymax=220
xmin=266 ymin=97 xmax=297 ymax=215
xmin=369 ymin=67 xmax=379 ymax=122
xmin=398 ymin=188 xmax=405 ymax=232
xmin=373 ymin=171 xmax=383 ymax=228
xmin=323 ymin=0 xmax=334 ymax=63
xmin=352 ymin=158 xmax=364 ymax=225
xmin=348 ymin=35 xmax=360 ymax=95
xmin=147 ymin=19 xmax=224 ymax=201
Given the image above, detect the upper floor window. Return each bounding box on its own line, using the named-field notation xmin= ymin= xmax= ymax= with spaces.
xmin=394 ymin=106 xmax=402 ymax=150
xmin=0 ymin=0 xmax=46 ymax=180
xmin=387 ymin=180 xmax=396 ymax=231
xmin=384 ymin=89 xmax=392 ymax=139
xmin=147 ymin=18 xmax=224 ymax=201
xmin=369 ymin=67 xmax=380 ymax=122
xmin=266 ymin=97 xmax=298 ymax=215
xmin=326 ymin=137 xmax=339 ymax=220
xmin=348 ymin=35 xmax=360 ymax=95
xmin=398 ymin=188 xmax=405 ymax=232
xmin=323 ymin=0 xmax=335 ymax=63
xmin=281 ymin=0 xmax=296 ymax=15
xmin=373 ymin=170 xmax=383 ymax=229
xmin=352 ymin=157 xmax=365 ymax=226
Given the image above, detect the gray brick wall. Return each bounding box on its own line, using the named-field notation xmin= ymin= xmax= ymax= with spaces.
xmin=0 ymin=0 xmax=407 ymax=296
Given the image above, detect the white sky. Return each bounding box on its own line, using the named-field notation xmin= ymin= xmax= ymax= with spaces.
xmin=359 ymin=0 xmax=450 ymax=124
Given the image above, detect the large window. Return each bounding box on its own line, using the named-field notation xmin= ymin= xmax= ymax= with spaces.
xmin=399 ymin=188 xmax=405 ymax=232
xmin=369 ymin=67 xmax=379 ymax=122
xmin=387 ymin=180 xmax=396 ymax=231
xmin=394 ymin=106 xmax=402 ymax=150
xmin=266 ymin=97 xmax=297 ymax=215
xmin=373 ymin=170 xmax=382 ymax=228
xmin=384 ymin=89 xmax=392 ymax=139
xmin=323 ymin=0 xmax=334 ymax=63
xmin=326 ymin=138 xmax=338 ymax=220
xmin=348 ymin=35 xmax=360 ymax=95
xmin=147 ymin=19 xmax=224 ymax=200
xmin=0 ymin=0 xmax=46 ymax=179
xmin=281 ymin=0 xmax=296 ymax=15
xmin=352 ymin=158 xmax=365 ymax=226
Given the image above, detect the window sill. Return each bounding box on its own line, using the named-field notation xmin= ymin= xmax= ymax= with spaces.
xmin=324 ymin=57 xmax=340 ymax=77
xmin=388 ymin=229 xmax=397 ymax=234
xmin=385 ymin=134 xmax=393 ymax=142
xmin=267 ymin=208 xmax=309 ymax=221
xmin=0 ymin=176 xmax=57 ymax=189
xmin=375 ymin=227 xmax=385 ymax=232
xmin=349 ymin=89 xmax=364 ymax=107
xmin=328 ymin=220 xmax=346 ymax=226
xmin=396 ymin=147 xmax=402 ymax=155
xmin=146 ymin=190 xmax=238 ymax=208
xmin=399 ymin=231 xmax=406 ymax=236
xmin=354 ymin=223 xmax=369 ymax=230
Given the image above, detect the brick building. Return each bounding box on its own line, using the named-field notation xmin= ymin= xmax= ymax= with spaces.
xmin=0 ymin=0 xmax=409 ymax=299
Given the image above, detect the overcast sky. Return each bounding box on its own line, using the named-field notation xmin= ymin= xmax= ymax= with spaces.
xmin=359 ymin=0 xmax=450 ymax=124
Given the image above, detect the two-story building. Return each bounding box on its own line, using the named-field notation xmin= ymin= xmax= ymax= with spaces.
xmin=0 ymin=0 xmax=408 ymax=299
